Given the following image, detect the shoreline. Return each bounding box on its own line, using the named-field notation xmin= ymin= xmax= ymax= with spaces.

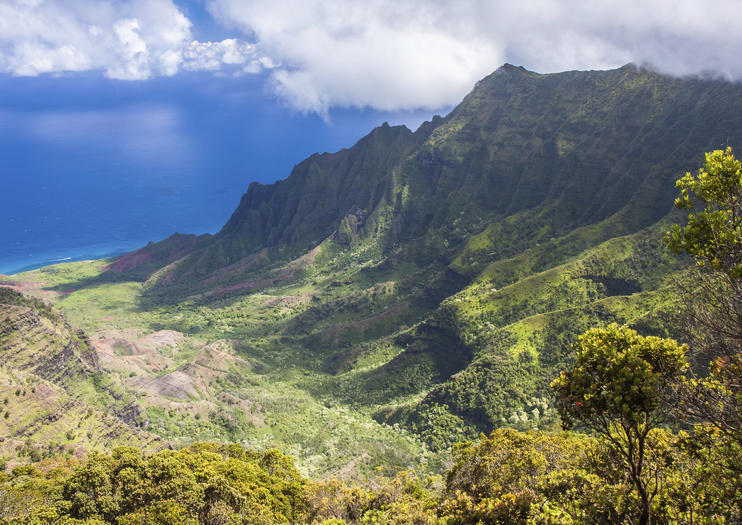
xmin=0 ymin=247 xmax=134 ymax=276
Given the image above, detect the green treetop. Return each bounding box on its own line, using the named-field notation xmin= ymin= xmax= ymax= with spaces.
xmin=551 ymin=324 xmax=687 ymax=525
xmin=667 ymin=147 xmax=742 ymax=277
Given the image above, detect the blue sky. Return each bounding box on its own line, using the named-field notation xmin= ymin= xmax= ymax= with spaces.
xmin=2 ymin=0 xmax=742 ymax=274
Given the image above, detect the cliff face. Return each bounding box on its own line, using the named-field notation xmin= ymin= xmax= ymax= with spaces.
xmin=0 ymin=289 xmax=99 ymax=385
xmin=220 ymin=122 xmax=421 ymax=249
xmin=139 ymin=64 xmax=742 ymax=291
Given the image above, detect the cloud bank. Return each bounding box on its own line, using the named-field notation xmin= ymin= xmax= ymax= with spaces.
xmin=3 ymin=0 xmax=742 ymax=113
xmin=208 ymin=0 xmax=742 ymax=113
xmin=0 ymin=0 xmax=266 ymax=79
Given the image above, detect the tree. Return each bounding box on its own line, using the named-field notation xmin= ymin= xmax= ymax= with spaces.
xmin=665 ymin=147 xmax=742 ymax=455
xmin=440 ymin=428 xmax=587 ymax=524
xmin=663 ymin=147 xmax=742 ymax=522
xmin=551 ymin=324 xmax=687 ymax=525
xmin=666 ymin=147 xmax=742 ymax=359
xmin=667 ymin=148 xmax=742 ymax=277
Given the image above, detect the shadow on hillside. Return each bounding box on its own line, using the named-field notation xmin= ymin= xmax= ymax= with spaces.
xmin=43 ymin=268 xmax=146 ymax=295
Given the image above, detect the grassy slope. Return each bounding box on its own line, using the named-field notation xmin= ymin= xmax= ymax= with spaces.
xmin=1 ymin=250 xmax=441 ymax=479
xmin=362 ymin=218 xmax=686 ymax=448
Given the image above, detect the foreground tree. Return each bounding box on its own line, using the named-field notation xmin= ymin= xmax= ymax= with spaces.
xmin=665 ymin=147 xmax=742 ymax=440
xmin=551 ymin=324 xmax=687 ymax=525
xmin=666 ymin=147 xmax=742 ymax=361
xmin=664 ymin=147 xmax=742 ymax=519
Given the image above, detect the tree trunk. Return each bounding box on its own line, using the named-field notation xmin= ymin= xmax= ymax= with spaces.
xmin=638 ymin=487 xmax=651 ymax=525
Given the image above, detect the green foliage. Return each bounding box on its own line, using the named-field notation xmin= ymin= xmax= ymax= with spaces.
xmin=552 ymin=325 xmax=687 ymax=525
xmin=437 ymin=428 xmax=644 ymax=524
xmin=667 ymin=147 xmax=742 ymax=277
xmin=673 ymin=425 xmax=742 ymax=519
xmin=304 ymin=478 xmax=374 ymax=523
xmin=9 ymin=444 xmax=308 ymax=525
xmin=664 ymin=147 xmax=742 ymax=521
xmin=552 ymin=324 xmax=687 ymax=427
xmin=2 ymin=430 xmax=739 ymax=524
xmin=383 ymin=353 xmax=557 ymax=450
xmin=440 ymin=429 xmax=584 ymax=521
xmin=389 ymin=219 xmax=685 ymax=447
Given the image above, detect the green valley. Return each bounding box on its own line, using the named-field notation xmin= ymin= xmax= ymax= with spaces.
xmin=2 ymin=63 xmax=742 ymax=522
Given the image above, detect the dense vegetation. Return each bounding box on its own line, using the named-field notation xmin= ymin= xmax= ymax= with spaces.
xmin=0 ymin=427 xmax=737 ymax=523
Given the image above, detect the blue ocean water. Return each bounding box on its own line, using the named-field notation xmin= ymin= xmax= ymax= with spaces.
xmin=0 ymin=72 xmax=439 ymax=275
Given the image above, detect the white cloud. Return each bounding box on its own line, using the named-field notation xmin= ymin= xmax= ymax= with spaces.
xmin=0 ymin=0 xmax=265 ymax=79
xmin=182 ymin=39 xmax=261 ymax=72
xmin=207 ymin=0 xmax=501 ymax=113
xmin=4 ymin=0 xmax=742 ymax=114
xmin=206 ymin=0 xmax=742 ymax=113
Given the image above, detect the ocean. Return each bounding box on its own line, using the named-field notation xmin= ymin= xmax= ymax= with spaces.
xmin=0 ymin=73 xmax=436 ymax=275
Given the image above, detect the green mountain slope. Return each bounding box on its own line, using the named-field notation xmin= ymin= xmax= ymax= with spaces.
xmin=163 ymin=63 xmax=742 ymax=281
xmin=5 ymin=63 xmax=742 ymax=469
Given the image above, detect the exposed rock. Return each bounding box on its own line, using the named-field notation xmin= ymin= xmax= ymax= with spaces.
xmin=336 ymin=206 xmax=367 ymax=246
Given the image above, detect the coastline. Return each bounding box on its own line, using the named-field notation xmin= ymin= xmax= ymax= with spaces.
xmin=0 ymin=245 xmax=136 ymax=276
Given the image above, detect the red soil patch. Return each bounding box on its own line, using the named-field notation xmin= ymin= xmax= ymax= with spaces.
xmin=0 ymin=281 xmax=62 ymax=301
xmin=140 ymin=330 xmax=185 ymax=347
xmin=211 ymin=243 xmax=323 ymax=298
xmin=0 ymin=281 xmax=48 ymax=291
xmin=106 ymin=234 xmax=206 ymax=273
xmin=320 ymin=299 xmax=411 ymax=346
xmin=129 ymin=370 xmax=207 ymax=401
xmin=200 ymin=249 xmax=270 ymax=287
xmin=262 ymin=294 xmax=310 ymax=307
xmin=124 ymin=340 xmax=250 ymax=401
xmin=92 ymin=329 xmax=185 ymax=375
xmin=106 ymin=246 xmax=157 ymax=272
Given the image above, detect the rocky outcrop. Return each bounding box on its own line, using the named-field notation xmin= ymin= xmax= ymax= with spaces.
xmin=0 ymin=303 xmax=99 ymax=386
xmin=335 ymin=206 xmax=367 ymax=246
xmin=0 ymin=288 xmax=162 ymax=455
